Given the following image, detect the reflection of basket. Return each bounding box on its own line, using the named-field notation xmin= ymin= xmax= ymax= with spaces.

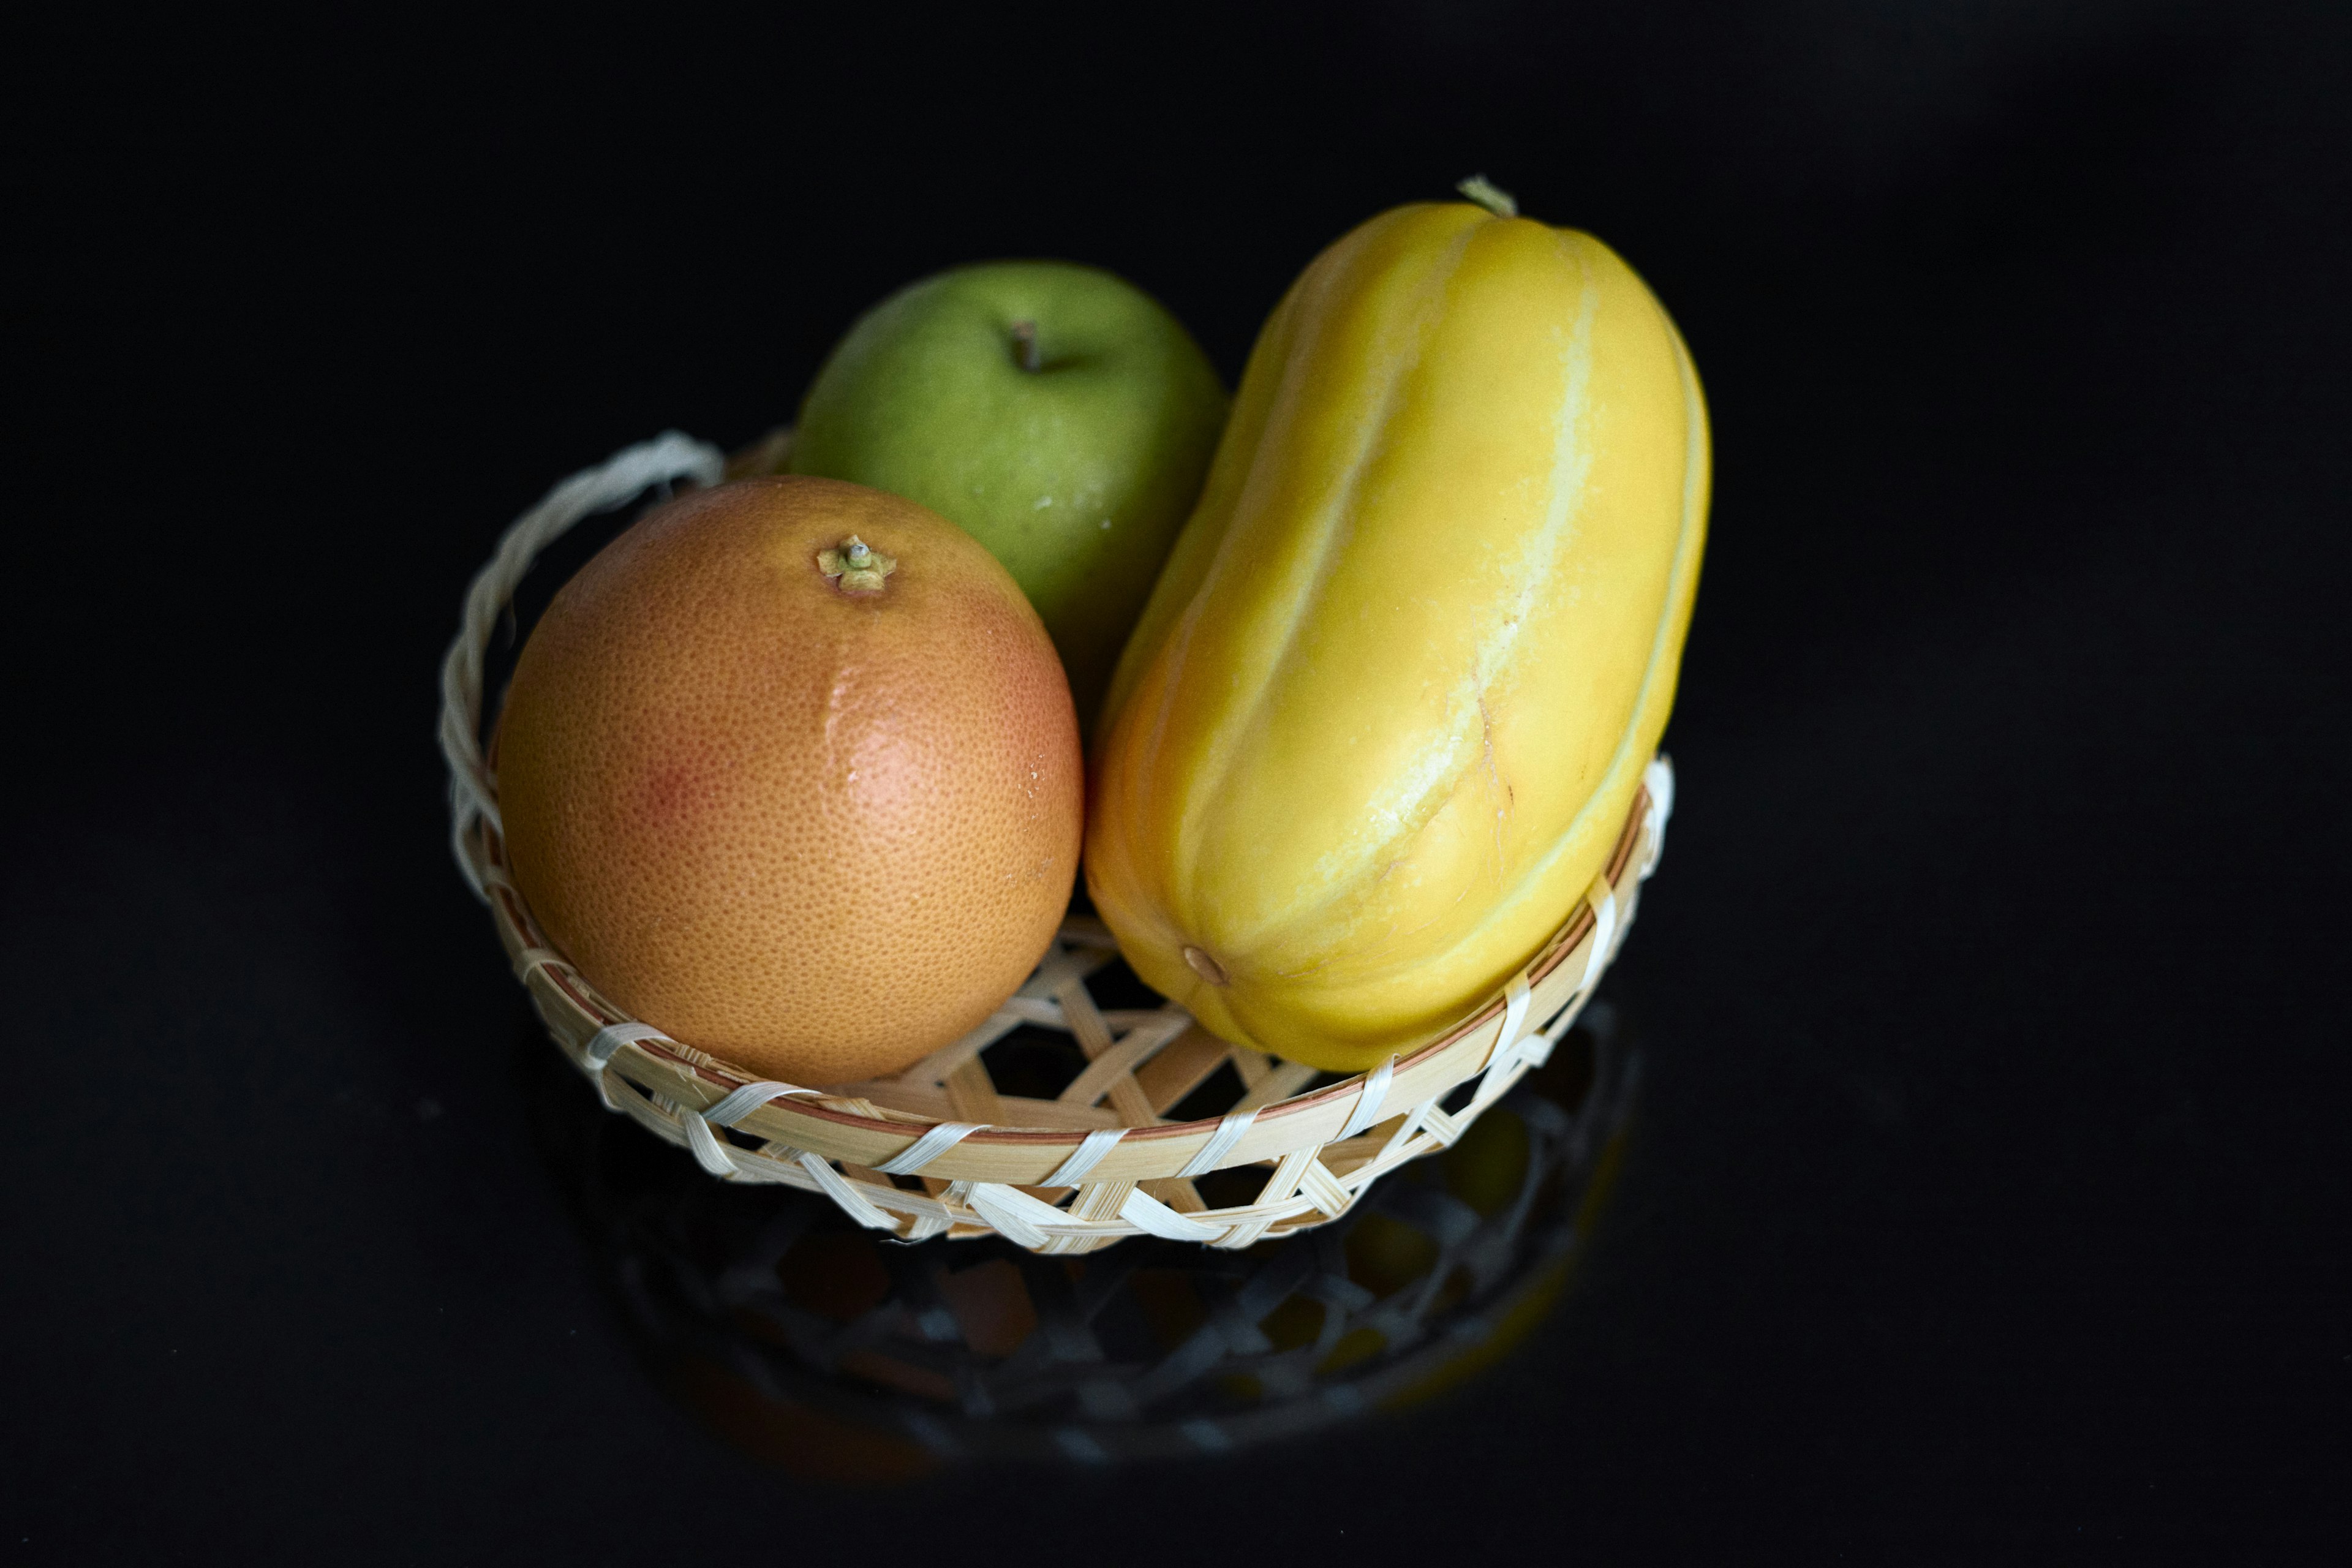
xmin=444 ymin=434 xmax=1678 ymax=1253
xmin=529 ymin=995 xmax=1639 ymax=1472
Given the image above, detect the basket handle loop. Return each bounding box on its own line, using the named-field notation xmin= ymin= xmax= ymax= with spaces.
xmin=439 ymin=431 xmax=726 ymax=899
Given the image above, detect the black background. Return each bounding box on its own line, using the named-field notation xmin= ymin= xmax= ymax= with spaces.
xmin=7 ymin=1 xmax=2349 ymax=1558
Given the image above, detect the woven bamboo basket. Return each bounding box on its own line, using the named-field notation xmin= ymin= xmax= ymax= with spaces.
xmin=529 ymin=996 xmax=1637 ymax=1470
xmin=442 ymin=432 xmax=1678 ymax=1254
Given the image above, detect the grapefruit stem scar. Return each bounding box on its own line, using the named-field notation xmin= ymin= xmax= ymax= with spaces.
xmin=817 ymin=535 xmax=897 ymax=593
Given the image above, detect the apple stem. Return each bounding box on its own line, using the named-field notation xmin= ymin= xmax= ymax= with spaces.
xmin=1010 ymin=320 xmax=1042 ymax=372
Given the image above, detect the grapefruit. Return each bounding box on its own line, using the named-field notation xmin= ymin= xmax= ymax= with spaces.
xmin=496 ymin=475 xmax=1082 ymax=1085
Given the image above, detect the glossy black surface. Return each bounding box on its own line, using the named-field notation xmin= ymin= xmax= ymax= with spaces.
xmin=8 ymin=2 xmax=2348 ymax=1558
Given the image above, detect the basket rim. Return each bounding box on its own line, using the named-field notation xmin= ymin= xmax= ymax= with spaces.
xmin=470 ymin=768 xmax=1657 ymax=1183
xmin=498 ymin=783 xmax=1651 ymax=1147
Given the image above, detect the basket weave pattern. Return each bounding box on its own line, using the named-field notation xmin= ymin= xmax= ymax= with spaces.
xmin=559 ymin=1005 xmax=1635 ymax=1464
xmin=442 ymin=434 xmax=1676 ymax=1253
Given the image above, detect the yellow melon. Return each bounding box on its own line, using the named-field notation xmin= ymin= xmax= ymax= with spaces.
xmin=1087 ymin=201 xmax=1709 ymax=1072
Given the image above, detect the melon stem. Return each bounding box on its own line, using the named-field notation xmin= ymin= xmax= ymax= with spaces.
xmin=1457 ymin=173 xmax=1518 ymax=217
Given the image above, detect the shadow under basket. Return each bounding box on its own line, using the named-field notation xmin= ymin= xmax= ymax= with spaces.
xmin=440 ymin=431 xmax=1679 ymax=1254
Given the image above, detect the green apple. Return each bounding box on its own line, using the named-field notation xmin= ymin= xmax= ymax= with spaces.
xmin=787 ymin=261 xmax=1227 ymax=734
